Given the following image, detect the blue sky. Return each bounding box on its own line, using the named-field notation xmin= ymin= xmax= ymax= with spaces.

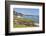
xmin=14 ymin=8 xmax=39 ymax=16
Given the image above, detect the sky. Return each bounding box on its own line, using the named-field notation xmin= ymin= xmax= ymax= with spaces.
xmin=14 ymin=8 xmax=39 ymax=16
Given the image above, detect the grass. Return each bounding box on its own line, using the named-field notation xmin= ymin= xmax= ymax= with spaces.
xmin=13 ymin=17 xmax=36 ymax=28
xmin=13 ymin=24 xmax=36 ymax=28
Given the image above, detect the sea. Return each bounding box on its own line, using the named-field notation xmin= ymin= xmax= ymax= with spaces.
xmin=23 ymin=15 xmax=39 ymax=23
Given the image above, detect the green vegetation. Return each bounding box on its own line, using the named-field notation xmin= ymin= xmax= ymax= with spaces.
xmin=13 ymin=17 xmax=36 ymax=28
xmin=13 ymin=24 xmax=36 ymax=28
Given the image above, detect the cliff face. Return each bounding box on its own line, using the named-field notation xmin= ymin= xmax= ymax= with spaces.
xmin=13 ymin=11 xmax=24 ymax=17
